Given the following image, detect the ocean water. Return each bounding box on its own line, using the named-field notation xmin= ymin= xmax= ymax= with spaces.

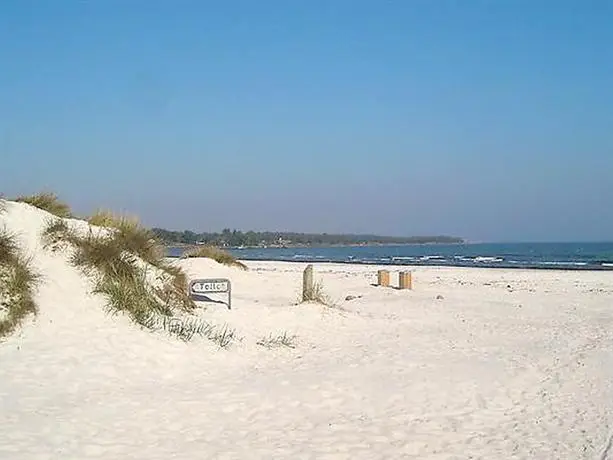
xmin=167 ymin=242 xmax=613 ymax=271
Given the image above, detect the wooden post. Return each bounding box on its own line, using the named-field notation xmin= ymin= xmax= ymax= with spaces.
xmin=377 ymin=270 xmax=390 ymax=287
xmin=399 ymin=271 xmax=412 ymax=290
xmin=303 ymin=264 xmax=314 ymax=301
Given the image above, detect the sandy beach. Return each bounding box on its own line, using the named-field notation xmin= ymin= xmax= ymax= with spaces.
xmin=1 ymin=202 xmax=613 ymax=459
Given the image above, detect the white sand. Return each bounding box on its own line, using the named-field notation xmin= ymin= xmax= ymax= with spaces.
xmin=1 ymin=201 xmax=613 ymax=459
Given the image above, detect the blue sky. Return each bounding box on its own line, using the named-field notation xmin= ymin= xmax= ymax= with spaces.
xmin=1 ymin=1 xmax=612 ymax=242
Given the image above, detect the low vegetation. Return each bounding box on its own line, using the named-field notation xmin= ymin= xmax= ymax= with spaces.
xmin=182 ymin=245 xmax=247 ymax=270
xmin=15 ymin=192 xmax=72 ymax=218
xmin=42 ymin=217 xmax=193 ymax=317
xmin=87 ymin=209 xmax=133 ymax=228
xmin=41 ymin=216 xmax=237 ymax=346
xmin=0 ymin=228 xmax=40 ymax=338
xmin=301 ymin=279 xmax=336 ymax=307
xmin=157 ymin=316 xmax=239 ymax=346
xmin=87 ymin=211 xmax=192 ymax=301
xmin=257 ymin=331 xmax=297 ymax=349
xmin=88 ymin=210 xmax=166 ymax=266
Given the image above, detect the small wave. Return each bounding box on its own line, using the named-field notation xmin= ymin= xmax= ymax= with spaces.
xmin=419 ymin=255 xmax=445 ymax=261
xmin=474 ymin=256 xmax=504 ymax=263
xmin=361 ymin=258 xmax=383 ymax=263
xmin=392 ymin=256 xmax=417 ymax=261
xmin=602 ymin=263 xmax=613 ymax=267
xmin=538 ymin=261 xmax=588 ymax=267
xmin=452 ymin=256 xmax=503 ymax=263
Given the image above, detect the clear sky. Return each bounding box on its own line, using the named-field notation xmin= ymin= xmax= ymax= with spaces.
xmin=1 ymin=1 xmax=612 ymax=242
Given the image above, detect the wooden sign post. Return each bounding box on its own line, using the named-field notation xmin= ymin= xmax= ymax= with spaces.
xmin=303 ymin=264 xmax=314 ymax=302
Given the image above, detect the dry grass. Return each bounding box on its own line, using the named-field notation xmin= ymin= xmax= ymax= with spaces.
xmin=40 ymin=218 xmax=77 ymax=250
xmin=155 ymin=316 xmax=239 ymax=346
xmin=70 ymin=231 xmax=141 ymax=280
xmin=257 ymin=331 xmax=297 ymax=349
xmin=41 ymin=217 xmax=204 ymax=338
xmin=88 ymin=210 xmax=164 ymax=266
xmin=0 ymin=228 xmax=18 ymax=262
xmin=94 ymin=268 xmax=173 ymax=323
xmin=301 ymin=279 xmax=336 ymax=307
xmin=88 ymin=209 xmax=138 ymax=228
xmin=15 ymin=192 xmax=72 ymax=218
xmin=0 ymin=228 xmax=40 ymax=339
xmin=88 ymin=211 xmax=194 ymax=311
xmin=182 ymin=245 xmax=247 ymax=270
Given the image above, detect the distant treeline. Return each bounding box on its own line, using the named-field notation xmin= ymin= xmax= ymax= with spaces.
xmin=151 ymin=228 xmax=464 ymax=247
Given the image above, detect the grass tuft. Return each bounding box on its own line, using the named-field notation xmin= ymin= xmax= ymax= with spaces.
xmin=94 ymin=268 xmax=174 ymax=322
xmin=41 ymin=217 xmax=79 ymax=250
xmin=152 ymin=261 xmax=194 ymax=312
xmin=0 ymin=229 xmax=19 ymax=265
xmin=88 ymin=210 xmax=165 ymax=267
xmin=138 ymin=315 xmax=239 ymax=347
xmin=70 ymin=231 xmax=140 ymax=280
xmin=0 ymin=228 xmax=40 ymax=339
xmin=15 ymin=192 xmax=72 ymax=218
xmin=257 ymin=331 xmax=297 ymax=349
xmin=301 ymin=279 xmax=336 ymax=307
xmin=88 ymin=209 xmax=138 ymax=228
xmin=41 ymin=216 xmax=199 ymax=336
xmin=182 ymin=245 xmax=247 ymax=270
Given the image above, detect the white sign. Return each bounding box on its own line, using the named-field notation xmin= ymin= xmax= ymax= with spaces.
xmin=191 ymin=281 xmax=229 ymax=294
xmin=189 ymin=278 xmax=232 ymax=309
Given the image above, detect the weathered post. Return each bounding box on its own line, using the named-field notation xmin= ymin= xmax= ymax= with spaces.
xmin=399 ymin=271 xmax=413 ymax=290
xmin=303 ymin=264 xmax=314 ymax=301
xmin=377 ymin=269 xmax=390 ymax=287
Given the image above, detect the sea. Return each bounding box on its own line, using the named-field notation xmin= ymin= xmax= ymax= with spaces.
xmin=167 ymin=242 xmax=613 ymax=271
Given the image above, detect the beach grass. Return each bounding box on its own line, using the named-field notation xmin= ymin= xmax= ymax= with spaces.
xmin=15 ymin=192 xmax=72 ymax=218
xmin=86 ymin=210 xmax=193 ymax=308
xmin=42 ymin=217 xmax=199 ymax=333
xmin=257 ymin=331 xmax=297 ymax=349
xmin=87 ymin=209 xmax=138 ymax=228
xmin=301 ymin=279 xmax=336 ymax=307
xmin=88 ymin=210 xmax=165 ymax=266
xmin=0 ymin=228 xmax=40 ymax=338
xmin=182 ymin=245 xmax=247 ymax=270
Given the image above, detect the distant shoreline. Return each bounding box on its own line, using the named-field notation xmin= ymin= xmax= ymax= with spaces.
xmin=165 ymin=241 xmax=467 ymax=250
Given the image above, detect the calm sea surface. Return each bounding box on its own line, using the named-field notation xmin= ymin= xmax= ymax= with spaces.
xmin=167 ymin=242 xmax=613 ymax=271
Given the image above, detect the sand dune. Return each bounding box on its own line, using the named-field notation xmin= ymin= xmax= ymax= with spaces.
xmin=1 ymin=201 xmax=613 ymax=459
